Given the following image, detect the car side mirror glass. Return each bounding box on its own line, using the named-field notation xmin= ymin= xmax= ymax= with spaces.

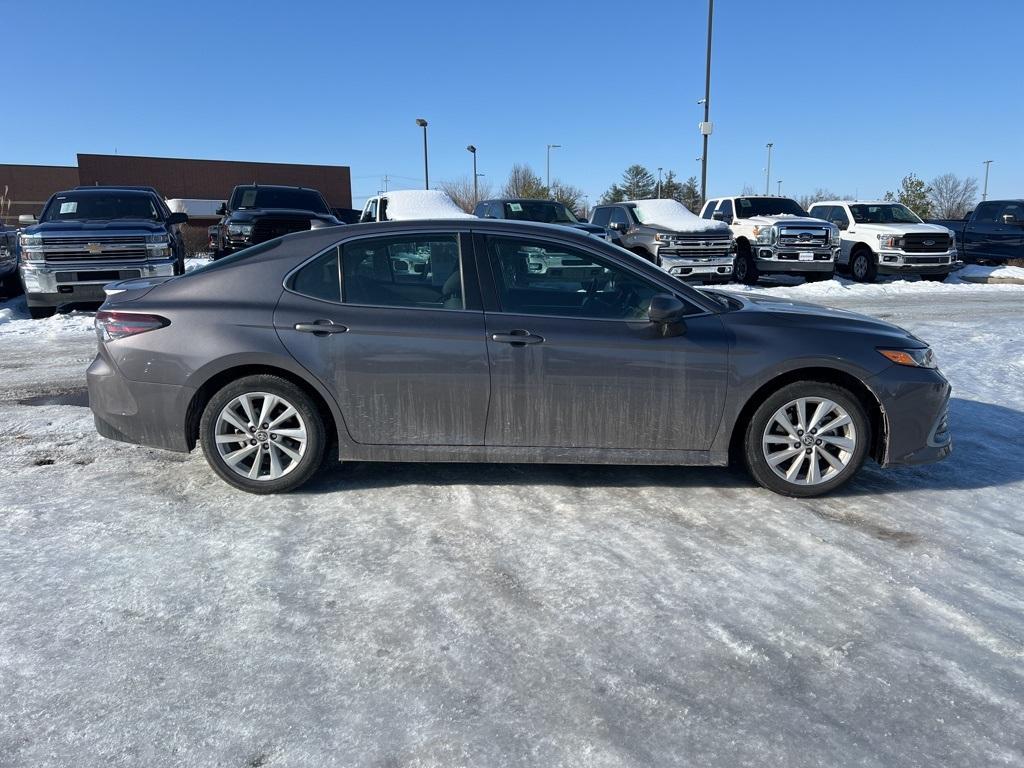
xmin=19 ymin=214 xmax=37 ymax=225
xmin=216 ymin=204 xmax=227 ymax=216
xmin=711 ymin=210 xmax=724 ymax=220
xmin=167 ymin=212 xmax=188 ymax=226
xmin=648 ymin=294 xmax=687 ymax=325
xmin=609 ymin=222 xmax=625 ymax=232
xmin=837 ymin=221 xmax=848 ymax=230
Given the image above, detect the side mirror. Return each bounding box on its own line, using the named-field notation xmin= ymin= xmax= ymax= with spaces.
xmin=608 ymin=221 xmax=625 ymax=232
xmin=711 ymin=210 xmax=724 ymax=221
xmin=216 ymin=203 xmax=227 ymax=216
xmin=19 ymin=214 xmax=37 ymax=225
xmin=166 ymin=212 xmax=188 ymax=226
xmin=648 ymin=294 xmax=687 ymax=325
xmin=836 ymin=221 xmax=848 ymax=231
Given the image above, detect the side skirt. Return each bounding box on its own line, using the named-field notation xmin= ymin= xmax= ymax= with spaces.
xmin=339 ymin=443 xmax=728 ymax=467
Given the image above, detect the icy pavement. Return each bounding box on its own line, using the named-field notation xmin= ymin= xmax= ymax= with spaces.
xmin=1 ymin=281 xmax=1023 ymax=767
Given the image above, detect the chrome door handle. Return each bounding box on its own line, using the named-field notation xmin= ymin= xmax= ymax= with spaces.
xmin=294 ymin=320 xmax=349 ymax=335
xmin=491 ymin=330 xmax=544 ymax=346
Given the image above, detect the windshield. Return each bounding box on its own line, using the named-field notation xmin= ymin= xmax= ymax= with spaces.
xmin=41 ymin=192 xmax=161 ymax=222
xmin=503 ymin=200 xmax=578 ymax=223
xmin=230 ymin=187 xmax=330 ymax=214
xmin=735 ymin=197 xmax=808 ymax=218
xmin=849 ymin=203 xmax=922 ymax=224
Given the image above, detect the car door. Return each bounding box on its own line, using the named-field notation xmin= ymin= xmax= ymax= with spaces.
xmin=274 ymin=230 xmax=490 ymax=445
xmin=966 ymin=202 xmax=1024 ymax=262
xmin=477 ymin=231 xmax=729 ymax=451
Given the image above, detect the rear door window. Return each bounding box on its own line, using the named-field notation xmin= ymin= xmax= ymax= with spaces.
xmin=341 ymin=234 xmax=464 ymax=309
xmin=290 ymin=247 xmax=341 ymax=302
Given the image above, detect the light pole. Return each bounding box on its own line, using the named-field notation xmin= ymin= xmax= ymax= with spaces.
xmin=777 ymin=180 xmax=782 ymax=196
xmin=764 ymin=142 xmax=774 ymax=195
xmin=546 ymin=144 xmax=561 ymax=190
xmin=415 ymin=118 xmax=429 ymax=189
xmin=699 ymin=0 xmax=714 ymax=204
xmin=657 ymin=167 xmax=663 ymax=198
xmin=982 ymin=160 xmax=993 ymax=201
xmin=466 ymin=145 xmax=478 ymax=204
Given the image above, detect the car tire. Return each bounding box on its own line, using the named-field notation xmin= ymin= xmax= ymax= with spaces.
xmin=850 ymin=248 xmax=877 ymax=282
xmin=921 ymin=273 xmax=948 ymax=282
xmin=29 ymin=306 xmax=56 ymax=320
xmin=743 ymin=381 xmax=870 ymax=497
xmin=804 ymin=271 xmax=833 ymax=282
xmin=734 ymin=242 xmax=759 ymax=285
xmin=199 ymin=374 xmax=327 ymax=494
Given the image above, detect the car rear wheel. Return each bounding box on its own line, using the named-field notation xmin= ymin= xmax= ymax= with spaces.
xmin=199 ymin=375 xmax=326 ymax=494
xmin=744 ymin=382 xmax=869 ymax=497
xmin=734 ymin=242 xmax=759 ymax=285
xmin=850 ymin=248 xmax=877 ymax=282
xmin=29 ymin=306 xmax=56 ymax=320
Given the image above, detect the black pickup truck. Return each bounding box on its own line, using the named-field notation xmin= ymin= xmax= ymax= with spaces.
xmin=473 ymin=198 xmax=610 ymax=240
xmin=211 ymin=185 xmax=341 ymax=258
xmin=928 ymin=199 xmax=1024 ymax=263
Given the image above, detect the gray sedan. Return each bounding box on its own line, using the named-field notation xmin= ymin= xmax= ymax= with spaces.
xmin=87 ymin=220 xmax=951 ymax=496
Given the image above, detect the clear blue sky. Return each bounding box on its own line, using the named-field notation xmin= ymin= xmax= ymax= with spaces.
xmin=3 ymin=0 xmax=1021 ymax=207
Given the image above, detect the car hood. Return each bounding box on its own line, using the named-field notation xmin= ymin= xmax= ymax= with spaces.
xmin=847 ymin=222 xmax=953 ymax=236
xmin=23 ymin=220 xmax=169 ymax=235
xmin=717 ymin=291 xmax=926 ymax=346
xmin=744 ymin=215 xmax=830 ymax=227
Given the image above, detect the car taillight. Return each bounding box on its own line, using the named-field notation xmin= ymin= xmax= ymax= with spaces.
xmin=94 ymin=310 xmax=169 ymax=342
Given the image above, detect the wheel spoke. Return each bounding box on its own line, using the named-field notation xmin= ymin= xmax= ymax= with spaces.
xmin=785 ymin=452 xmax=807 ymax=482
xmin=821 ymin=434 xmax=855 ymax=452
xmin=819 ymin=414 xmax=851 ymax=433
xmin=268 ymin=443 xmax=283 ymax=479
xmin=220 ymin=409 xmax=250 ymax=435
xmin=238 ymin=395 xmax=257 ymax=427
xmin=809 ymin=399 xmax=836 ymax=431
xmin=268 ymin=406 xmax=297 ymax=429
xmin=763 ymin=434 xmax=792 ymax=446
xmin=257 ymin=394 xmax=278 ymax=429
xmin=772 ymin=410 xmax=799 ymax=440
xmin=794 ymin=398 xmax=808 ymax=432
xmin=767 ymin=446 xmax=803 ymax=467
xmin=274 ymin=441 xmax=303 ymax=462
xmin=272 ymin=427 xmax=306 ymax=441
xmin=223 ymin=443 xmax=258 ymax=466
xmin=819 ymin=447 xmax=847 ymax=473
xmin=807 ymin=450 xmax=821 ymax=484
xmin=216 ymin=433 xmax=248 ymax=444
xmin=247 ymin=451 xmax=263 ymax=479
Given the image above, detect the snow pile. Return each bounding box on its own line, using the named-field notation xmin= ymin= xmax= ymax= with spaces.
xmin=185 ymin=257 xmax=212 ymax=272
xmin=630 ymin=199 xmax=730 ymax=233
xmin=958 ymin=263 xmax=1024 ymax=283
xmin=723 ymin=275 xmax=1024 ymax=301
xmin=0 ymin=297 xmax=94 ymax=337
xmin=383 ymin=190 xmax=474 ymax=221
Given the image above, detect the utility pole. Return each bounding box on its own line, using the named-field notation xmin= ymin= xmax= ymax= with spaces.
xmin=699 ymin=0 xmax=714 ymax=204
xmin=982 ymin=160 xmax=993 ymax=201
xmin=382 ymin=174 xmax=390 ymax=192
xmin=546 ymin=144 xmax=561 ymax=191
xmin=415 ymin=118 xmax=429 ymax=189
xmin=657 ymin=167 xmax=663 ymax=198
xmin=765 ymin=142 xmax=774 ymax=195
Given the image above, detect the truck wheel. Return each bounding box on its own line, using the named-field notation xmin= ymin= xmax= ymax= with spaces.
xmin=29 ymin=306 xmax=56 ymax=320
xmin=850 ymin=248 xmax=877 ymax=282
xmin=921 ymin=273 xmax=948 ymax=282
xmin=734 ymin=242 xmax=759 ymax=285
xmin=804 ymin=271 xmax=833 ymax=283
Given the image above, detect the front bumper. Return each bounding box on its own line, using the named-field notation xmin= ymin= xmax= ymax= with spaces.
xmin=661 ymin=257 xmax=734 ymax=281
xmin=876 ymin=249 xmax=959 ymax=275
xmin=868 ymin=364 xmax=952 ymax=468
xmin=87 ymin=347 xmax=194 ymax=453
xmin=19 ymin=258 xmax=177 ymax=308
xmin=754 ymin=246 xmax=838 ymax=272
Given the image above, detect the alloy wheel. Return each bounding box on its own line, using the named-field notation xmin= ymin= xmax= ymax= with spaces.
xmin=214 ymin=392 xmax=308 ymax=481
xmin=761 ymin=397 xmax=857 ymax=486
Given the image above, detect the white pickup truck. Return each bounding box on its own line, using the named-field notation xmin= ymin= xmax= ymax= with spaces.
xmin=807 ymin=200 xmax=958 ymax=282
xmin=700 ymin=196 xmax=839 ymax=284
xmin=359 ymin=190 xmax=474 ymax=222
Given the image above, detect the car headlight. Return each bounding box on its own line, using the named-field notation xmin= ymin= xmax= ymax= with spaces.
xmin=753 ymin=224 xmax=777 ymax=244
xmin=655 ymin=233 xmax=674 ymax=243
xmin=145 ymin=234 xmax=170 ymax=245
xmin=878 ymin=347 xmax=937 ymax=369
xmin=877 ymin=234 xmax=903 ymax=249
xmin=227 ymin=223 xmax=254 ymax=237
xmin=830 ymin=225 xmax=841 ymax=245
xmin=19 ymin=233 xmax=43 ymax=248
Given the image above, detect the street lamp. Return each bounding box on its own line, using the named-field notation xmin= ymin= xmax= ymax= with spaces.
xmin=415 ymin=118 xmax=429 ymax=189
xmin=546 ymin=144 xmax=561 ymax=190
xmin=466 ymin=145 xmax=478 ymax=204
xmin=777 ymin=180 xmax=782 ymax=196
xmin=982 ymin=160 xmax=993 ymax=201
xmin=699 ymin=0 xmax=714 ymax=205
xmin=764 ymin=142 xmax=774 ymax=195
xmin=657 ymin=167 xmax=663 ymax=198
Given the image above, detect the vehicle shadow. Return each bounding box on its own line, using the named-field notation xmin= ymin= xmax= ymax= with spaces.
xmin=301 ymin=397 xmax=1022 ymax=496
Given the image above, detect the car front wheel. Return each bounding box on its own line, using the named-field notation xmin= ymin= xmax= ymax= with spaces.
xmin=199 ymin=374 xmax=327 ymax=494
xmin=850 ymin=249 xmax=877 ymax=282
xmin=744 ymin=382 xmax=869 ymax=497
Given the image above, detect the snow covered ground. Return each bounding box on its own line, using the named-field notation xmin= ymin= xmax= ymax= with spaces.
xmin=1 ymin=278 xmax=1023 ymax=767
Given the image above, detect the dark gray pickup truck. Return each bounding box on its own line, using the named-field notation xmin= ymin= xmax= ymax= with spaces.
xmin=929 ymin=199 xmax=1024 ymax=263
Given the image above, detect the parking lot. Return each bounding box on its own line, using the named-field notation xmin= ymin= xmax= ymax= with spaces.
xmin=1 ymin=277 xmax=1021 ymax=767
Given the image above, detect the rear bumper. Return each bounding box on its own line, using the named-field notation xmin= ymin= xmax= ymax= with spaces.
xmin=869 ymin=365 xmax=952 ymax=468
xmin=87 ymin=348 xmax=194 ymax=453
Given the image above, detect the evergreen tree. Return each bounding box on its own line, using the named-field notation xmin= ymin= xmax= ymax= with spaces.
xmin=884 ymin=174 xmax=933 ymax=218
xmin=601 ymin=164 xmax=656 ymax=202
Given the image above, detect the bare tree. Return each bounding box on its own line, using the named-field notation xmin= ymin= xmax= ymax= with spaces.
xmin=740 ymin=184 xmax=758 ymax=196
xmin=438 ymin=175 xmax=494 ymax=213
xmin=549 ymin=180 xmax=584 ymax=213
xmin=796 ymin=188 xmax=837 ymax=210
xmin=502 ymin=164 xmax=547 ymax=199
xmin=928 ymin=173 xmax=978 ymax=219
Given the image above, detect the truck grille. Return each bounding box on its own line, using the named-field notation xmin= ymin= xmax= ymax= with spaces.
xmin=902 ymin=233 xmax=951 ymax=253
xmin=777 ymin=227 xmax=830 ymax=248
xmin=252 ymin=219 xmax=311 ymax=242
xmin=661 ymin=235 xmax=732 ymax=259
xmin=904 ymin=256 xmax=950 ymax=265
xmin=40 ymin=235 xmax=149 ymax=262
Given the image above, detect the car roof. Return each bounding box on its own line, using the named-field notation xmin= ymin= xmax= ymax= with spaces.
xmin=231 ymin=184 xmax=319 ymax=192
xmin=481 ymin=198 xmax=562 ymax=204
xmin=58 ymin=187 xmax=159 ymax=197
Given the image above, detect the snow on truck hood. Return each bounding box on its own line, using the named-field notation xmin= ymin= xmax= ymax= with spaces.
xmin=382 ymin=190 xmax=474 ymax=221
xmin=629 ymin=199 xmax=730 ymax=233
xmin=744 ymin=214 xmax=829 ymax=227
xmin=847 ymin=222 xmax=953 ymax=235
